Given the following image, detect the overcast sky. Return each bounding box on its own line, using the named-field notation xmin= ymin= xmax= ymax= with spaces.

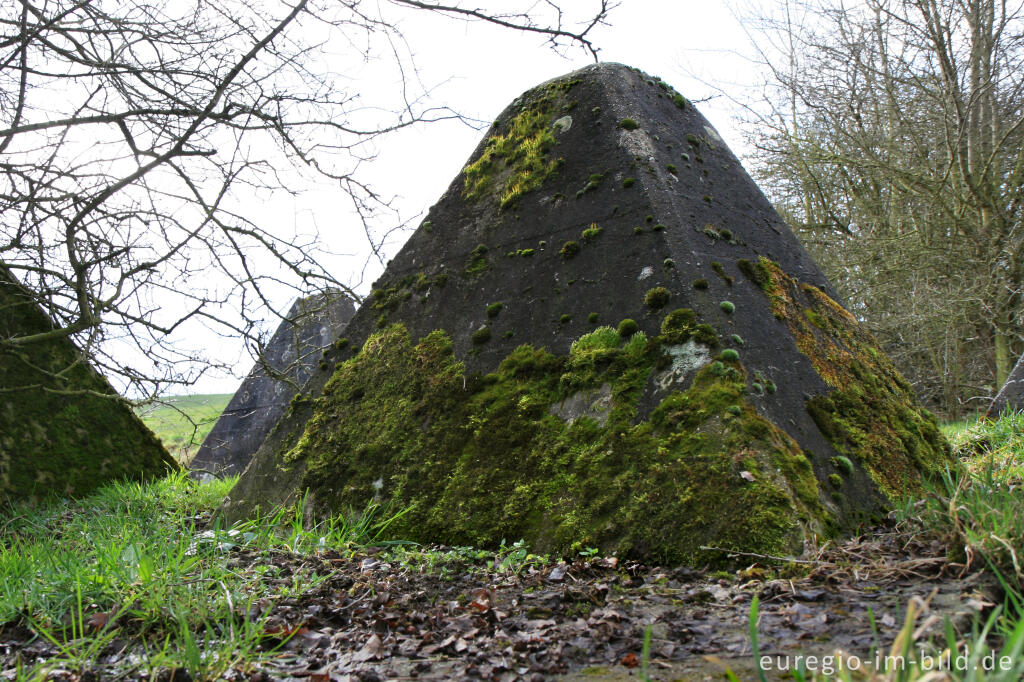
xmin=190 ymin=0 xmax=764 ymax=394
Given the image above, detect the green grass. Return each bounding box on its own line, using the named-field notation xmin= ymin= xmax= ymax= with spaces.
xmin=0 ymin=471 xmax=410 ymax=679
xmin=9 ymin=408 xmax=1024 ymax=680
xmin=135 ymin=393 xmax=233 ymax=464
xmin=942 ymin=409 xmax=1024 ymax=480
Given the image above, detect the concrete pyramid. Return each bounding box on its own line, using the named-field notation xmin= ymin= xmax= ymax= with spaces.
xmin=0 ymin=263 xmax=175 ymax=501
xmin=987 ymin=353 xmax=1024 ymax=418
xmin=220 ymin=64 xmax=950 ymax=563
xmin=189 ymin=291 xmax=355 ymax=478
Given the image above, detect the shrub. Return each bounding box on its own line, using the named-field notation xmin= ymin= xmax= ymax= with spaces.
xmin=622 ymin=177 xmax=635 ymax=188
xmin=692 ymin=278 xmax=709 ymax=290
xmin=720 ymin=301 xmax=735 ymax=314
xmin=471 ymin=326 xmax=491 ymax=345
xmin=588 ymin=312 xmax=599 ymax=324
xmin=620 ymin=118 xmax=639 ymax=130
xmin=720 ymin=349 xmax=740 ymax=362
xmin=486 ymin=302 xmax=503 ymax=318
xmin=730 ymin=334 xmax=744 ymax=346
xmin=617 ymin=319 xmax=639 ymax=338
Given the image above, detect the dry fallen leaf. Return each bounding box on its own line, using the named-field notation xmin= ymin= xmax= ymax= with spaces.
xmin=86 ymin=611 xmax=111 ymax=631
xmin=353 ymin=633 xmax=384 ymax=662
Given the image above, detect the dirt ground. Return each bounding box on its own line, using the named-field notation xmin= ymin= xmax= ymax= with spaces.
xmin=0 ymin=518 xmax=996 ymax=681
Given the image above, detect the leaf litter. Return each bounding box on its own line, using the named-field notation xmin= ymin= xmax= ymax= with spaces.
xmin=0 ymin=517 xmax=999 ymax=681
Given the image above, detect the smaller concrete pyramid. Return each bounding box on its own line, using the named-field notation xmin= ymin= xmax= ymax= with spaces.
xmin=189 ymin=291 xmax=355 ymax=478
xmin=987 ymin=353 xmax=1024 ymax=418
xmin=0 ymin=263 xmax=175 ymax=501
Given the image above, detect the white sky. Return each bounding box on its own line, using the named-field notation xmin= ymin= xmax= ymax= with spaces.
xmin=188 ymin=0 xmax=762 ymax=394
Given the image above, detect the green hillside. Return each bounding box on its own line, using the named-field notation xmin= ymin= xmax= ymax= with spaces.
xmin=136 ymin=394 xmax=233 ymax=464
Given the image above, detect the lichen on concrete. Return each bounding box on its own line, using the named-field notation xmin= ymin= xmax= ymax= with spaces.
xmin=656 ymin=340 xmax=712 ymax=391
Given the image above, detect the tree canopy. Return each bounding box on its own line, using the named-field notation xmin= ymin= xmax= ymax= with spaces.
xmin=742 ymin=0 xmax=1024 ymax=415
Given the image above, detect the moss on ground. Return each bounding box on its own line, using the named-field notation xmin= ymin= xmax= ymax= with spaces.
xmin=741 ymin=258 xmax=951 ymax=499
xmin=282 ymin=321 xmax=828 ymax=565
xmin=0 ymin=265 xmax=174 ymax=501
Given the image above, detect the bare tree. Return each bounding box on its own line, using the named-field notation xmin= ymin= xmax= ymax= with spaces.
xmin=736 ymin=0 xmax=1024 ymax=415
xmin=0 ymin=0 xmax=614 ymax=398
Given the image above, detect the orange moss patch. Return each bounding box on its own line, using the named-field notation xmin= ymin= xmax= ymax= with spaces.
xmin=744 ymin=258 xmax=950 ymax=500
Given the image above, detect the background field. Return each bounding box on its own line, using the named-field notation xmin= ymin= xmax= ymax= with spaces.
xmin=136 ymin=394 xmax=233 ymax=464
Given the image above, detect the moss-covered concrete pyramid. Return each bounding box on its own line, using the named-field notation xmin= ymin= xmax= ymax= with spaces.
xmin=189 ymin=291 xmax=355 ymax=478
xmin=0 ymin=263 xmax=175 ymax=501
xmin=221 ymin=64 xmax=950 ymax=563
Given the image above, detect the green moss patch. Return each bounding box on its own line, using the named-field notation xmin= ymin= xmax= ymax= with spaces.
xmin=660 ymin=309 xmax=717 ymax=347
xmin=560 ymin=241 xmax=581 ymax=259
xmin=581 ymin=223 xmax=604 ymax=241
xmin=462 ymin=79 xmax=578 ymax=209
xmin=644 ymin=287 xmax=670 ymax=309
xmin=0 ymin=266 xmax=174 ymax=501
xmin=279 ymin=323 xmax=828 ymax=565
xmin=748 ymin=258 xmax=951 ymax=499
xmin=618 ymin=319 xmax=639 ymax=338
xmin=465 ymin=245 xmax=489 ymax=277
